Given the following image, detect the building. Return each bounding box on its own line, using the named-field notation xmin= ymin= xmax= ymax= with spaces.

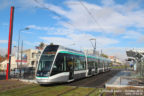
xmin=108 ymin=56 xmax=122 ymax=65
xmin=0 ymin=56 xmax=17 ymax=70
xmin=22 ymin=49 xmax=41 ymax=68
xmin=0 ymin=49 xmax=41 ymax=70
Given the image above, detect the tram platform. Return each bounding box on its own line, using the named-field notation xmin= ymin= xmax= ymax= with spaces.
xmin=105 ymin=70 xmax=144 ymax=88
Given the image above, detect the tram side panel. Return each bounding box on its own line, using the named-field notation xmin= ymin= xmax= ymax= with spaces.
xmin=98 ymin=59 xmax=103 ymax=73
xmin=91 ymin=58 xmax=96 ymax=75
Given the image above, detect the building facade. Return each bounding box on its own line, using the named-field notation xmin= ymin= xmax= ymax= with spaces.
xmin=22 ymin=49 xmax=41 ymax=68
xmin=0 ymin=49 xmax=41 ymax=70
xmin=0 ymin=56 xmax=17 ymax=70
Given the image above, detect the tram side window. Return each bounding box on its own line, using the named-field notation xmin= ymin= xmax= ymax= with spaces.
xmin=105 ymin=61 xmax=108 ymax=68
xmin=98 ymin=59 xmax=100 ymax=68
xmin=103 ymin=61 xmax=105 ymax=68
xmin=108 ymin=61 xmax=111 ymax=67
xmin=87 ymin=58 xmax=91 ymax=68
xmin=104 ymin=61 xmax=106 ymax=68
xmin=80 ymin=56 xmax=86 ymax=70
xmin=95 ymin=59 xmax=98 ymax=68
xmin=92 ymin=58 xmax=95 ymax=68
xmin=66 ymin=54 xmax=74 ymax=71
xmin=74 ymin=56 xmax=80 ymax=70
xmin=99 ymin=60 xmax=103 ymax=68
xmin=74 ymin=55 xmax=85 ymax=70
xmin=101 ymin=61 xmax=103 ymax=68
xmin=51 ymin=53 xmax=66 ymax=75
xmin=87 ymin=58 xmax=93 ymax=69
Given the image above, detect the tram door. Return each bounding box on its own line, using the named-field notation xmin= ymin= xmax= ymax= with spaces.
xmin=88 ymin=58 xmax=92 ymax=75
xmin=69 ymin=64 xmax=74 ymax=80
xmin=95 ymin=60 xmax=98 ymax=73
xmin=67 ymin=55 xmax=74 ymax=80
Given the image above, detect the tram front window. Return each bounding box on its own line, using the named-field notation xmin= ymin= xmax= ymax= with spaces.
xmin=37 ymin=55 xmax=54 ymax=77
xmin=36 ymin=45 xmax=59 ymax=77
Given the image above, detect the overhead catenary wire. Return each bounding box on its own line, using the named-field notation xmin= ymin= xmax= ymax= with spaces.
xmin=78 ymin=0 xmax=106 ymax=32
xmin=34 ymin=0 xmax=76 ymax=29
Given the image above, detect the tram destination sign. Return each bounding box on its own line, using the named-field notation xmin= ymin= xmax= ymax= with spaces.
xmin=43 ymin=52 xmax=56 ymax=55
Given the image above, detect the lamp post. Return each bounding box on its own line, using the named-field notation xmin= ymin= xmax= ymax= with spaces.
xmin=89 ymin=38 xmax=96 ymax=55
xmin=17 ymin=27 xmax=29 ymax=77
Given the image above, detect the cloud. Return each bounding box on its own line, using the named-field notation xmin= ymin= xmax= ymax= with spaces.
xmin=24 ymin=41 xmax=37 ymax=46
xmin=45 ymin=0 xmax=144 ymax=35
xmin=9 ymin=0 xmax=144 ymax=35
xmin=0 ymin=40 xmax=16 ymax=46
xmin=39 ymin=30 xmax=119 ymax=50
xmin=4 ymin=0 xmax=144 ymax=60
xmin=0 ymin=48 xmax=7 ymax=56
xmin=103 ymin=47 xmax=127 ymax=61
xmin=0 ymin=40 xmax=7 ymax=44
xmin=122 ymin=31 xmax=144 ymax=43
xmin=0 ymin=0 xmax=10 ymax=10
xmin=137 ymin=36 xmax=144 ymax=43
xmin=22 ymin=31 xmax=33 ymax=34
xmin=15 ymin=0 xmax=42 ymax=9
xmin=101 ymin=0 xmax=115 ymax=6
xmin=26 ymin=24 xmax=119 ymax=50
xmin=27 ymin=25 xmax=50 ymax=31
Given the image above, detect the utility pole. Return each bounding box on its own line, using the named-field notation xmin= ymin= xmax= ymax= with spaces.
xmin=20 ymin=40 xmax=23 ymax=78
xmin=90 ymin=38 xmax=96 ymax=55
xmin=17 ymin=27 xmax=29 ymax=69
xmin=101 ymin=49 xmax=103 ymax=55
xmin=6 ymin=6 xmax=14 ymax=80
xmin=17 ymin=29 xmax=21 ymax=69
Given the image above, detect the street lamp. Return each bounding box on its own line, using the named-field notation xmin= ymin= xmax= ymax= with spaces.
xmin=89 ymin=38 xmax=96 ymax=55
xmin=17 ymin=27 xmax=29 ymax=69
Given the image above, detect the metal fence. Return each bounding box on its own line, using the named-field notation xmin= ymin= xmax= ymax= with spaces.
xmin=0 ymin=67 xmax=36 ymax=80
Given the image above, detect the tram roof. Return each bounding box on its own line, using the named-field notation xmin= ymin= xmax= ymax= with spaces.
xmin=46 ymin=45 xmax=111 ymax=62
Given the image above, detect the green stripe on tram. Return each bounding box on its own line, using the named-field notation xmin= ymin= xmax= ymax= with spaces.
xmin=59 ymin=51 xmax=97 ymax=59
xmin=59 ymin=51 xmax=110 ymax=61
xmin=59 ymin=51 xmax=85 ymax=56
xmin=36 ymin=76 xmax=49 ymax=78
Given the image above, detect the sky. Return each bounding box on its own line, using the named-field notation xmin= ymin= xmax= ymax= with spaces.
xmin=0 ymin=0 xmax=144 ymax=60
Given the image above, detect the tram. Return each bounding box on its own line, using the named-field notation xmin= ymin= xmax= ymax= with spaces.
xmin=36 ymin=45 xmax=111 ymax=84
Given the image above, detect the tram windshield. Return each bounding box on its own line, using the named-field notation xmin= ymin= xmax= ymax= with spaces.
xmin=36 ymin=45 xmax=58 ymax=77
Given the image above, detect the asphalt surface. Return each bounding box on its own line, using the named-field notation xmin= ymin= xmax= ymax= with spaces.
xmin=66 ymin=70 xmax=120 ymax=88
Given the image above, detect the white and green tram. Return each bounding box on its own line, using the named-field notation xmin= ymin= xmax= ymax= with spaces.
xmin=36 ymin=45 xmax=111 ymax=84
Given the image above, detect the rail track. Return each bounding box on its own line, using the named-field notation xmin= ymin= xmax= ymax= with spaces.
xmin=57 ymin=70 xmax=120 ymax=96
xmin=0 ymin=70 xmax=120 ymax=96
xmin=66 ymin=70 xmax=120 ymax=88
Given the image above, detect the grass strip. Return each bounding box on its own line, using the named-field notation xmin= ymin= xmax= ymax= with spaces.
xmin=0 ymin=84 xmax=39 ymax=96
xmin=28 ymin=86 xmax=75 ymax=96
xmin=89 ymin=88 xmax=103 ymax=96
xmin=62 ymin=87 xmax=94 ymax=96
